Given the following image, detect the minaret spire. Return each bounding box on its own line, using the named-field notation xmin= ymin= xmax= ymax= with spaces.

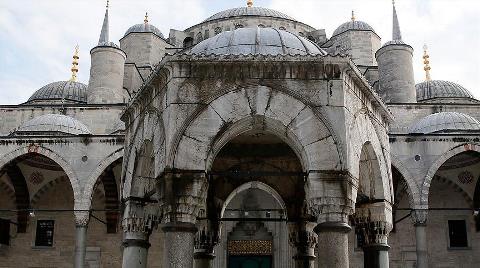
xmin=98 ymin=0 xmax=110 ymax=45
xmin=247 ymin=0 xmax=253 ymax=8
xmin=351 ymin=10 xmax=355 ymax=22
xmin=423 ymin=44 xmax=432 ymax=81
xmin=392 ymin=0 xmax=402 ymax=41
xmin=69 ymin=45 xmax=80 ymax=82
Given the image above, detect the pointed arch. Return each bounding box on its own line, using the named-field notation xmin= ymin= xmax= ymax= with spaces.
xmin=422 ymin=143 xmax=480 ymax=205
xmin=0 ymin=145 xmax=81 ymax=209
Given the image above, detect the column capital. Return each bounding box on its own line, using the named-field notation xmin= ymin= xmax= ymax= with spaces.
xmin=411 ymin=209 xmax=428 ymax=226
xmin=122 ymin=200 xmax=159 ymax=237
xmin=353 ymin=219 xmax=392 ymax=246
xmin=158 ymin=170 xmax=208 ymax=224
xmin=194 ymin=227 xmax=218 ymax=259
xmin=306 ymin=171 xmax=357 ymax=224
xmin=74 ymin=211 xmax=90 ymax=227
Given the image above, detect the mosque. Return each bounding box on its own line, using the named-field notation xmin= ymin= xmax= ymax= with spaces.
xmin=0 ymin=0 xmax=479 ymax=267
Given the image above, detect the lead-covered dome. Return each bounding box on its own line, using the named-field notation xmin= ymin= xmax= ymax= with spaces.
xmin=410 ymin=112 xmax=480 ymax=134
xmin=203 ymin=7 xmax=296 ymax=23
xmin=124 ymin=23 xmax=164 ymax=39
xmin=332 ymin=20 xmax=375 ymax=37
xmin=416 ymin=80 xmax=478 ymax=103
xmin=189 ymin=27 xmax=327 ymax=56
xmin=13 ymin=114 xmax=91 ymax=135
xmin=26 ymin=81 xmax=87 ymax=104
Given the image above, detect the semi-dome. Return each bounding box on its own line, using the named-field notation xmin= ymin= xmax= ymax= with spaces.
xmin=13 ymin=114 xmax=91 ymax=135
xmin=410 ymin=112 xmax=480 ymax=134
xmin=189 ymin=27 xmax=327 ymax=56
xmin=26 ymin=81 xmax=87 ymax=104
xmin=332 ymin=20 xmax=375 ymax=37
xmin=416 ymin=80 xmax=477 ymax=103
xmin=203 ymin=7 xmax=296 ymax=23
xmin=124 ymin=23 xmax=164 ymax=39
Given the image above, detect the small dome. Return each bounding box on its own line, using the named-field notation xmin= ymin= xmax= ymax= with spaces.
xmin=14 ymin=114 xmax=91 ymax=135
xmin=416 ymin=80 xmax=477 ymax=103
xmin=124 ymin=23 xmax=164 ymax=38
xmin=189 ymin=27 xmax=327 ymax=56
xmin=203 ymin=7 xmax=296 ymax=23
xmin=98 ymin=41 xmax=120 ymax=48
xmin=26 ymin=81 xmax=87 ymax=104
xmin=332 ymin=20 xmax=375 ymax=37
xmin=410 ymin=112 xmax=480 ymax=134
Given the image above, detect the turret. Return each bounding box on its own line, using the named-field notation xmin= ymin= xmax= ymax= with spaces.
xmin=87 ymin=1 xmax=127 ymax=104
xmin=375 ymin=0 xmax=416 ymax=103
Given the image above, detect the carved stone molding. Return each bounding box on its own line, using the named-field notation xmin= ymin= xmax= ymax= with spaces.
xmin=411 ymin=209 xmax=428 ymax=226
xmin=122 ymin=201 xmax=159 ymax=235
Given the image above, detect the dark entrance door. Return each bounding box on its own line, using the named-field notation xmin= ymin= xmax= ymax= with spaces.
xmin=228 ymin=255 xmax=272 ymax=268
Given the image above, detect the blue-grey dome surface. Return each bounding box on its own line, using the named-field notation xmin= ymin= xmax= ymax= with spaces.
xmin=15 ymin=114 xmax=91 ymax=135
xmin=332 ymin=21 xmax=375 ymax=37
xmin=27 ymin=81 xmax=87 ymax=104
xmin=98 ymin=41 xmax=120 ymax=48
xmin=416 ymin=80 xmax=477 ymax=102
xmin=410 ymin=112 xmax=480 ymax=134
xmin=190 ymin=27 xmax=327 ymax=56
xmin=124 ymin=23 xmax=164 ymax=38
xmin=203 ymin=7 xmax=296 ymax=23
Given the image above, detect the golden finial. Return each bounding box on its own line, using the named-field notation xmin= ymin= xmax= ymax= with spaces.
xmin=144 ymin=12 xmax=149 ymax=24
xmin=247 ymin=0 xmax=253 ymax=8
xmin=392 ymin=0 xmax=395 ymax=6
xmin=423 ymin=44 xmax=432 ymax=81
xmin=70 ymin=45 xmax=79 ymax=82
xmin=106 ymin=0 xmax=109 ymax=9
xmin=351 ymin=10 xmax=355 ymax=21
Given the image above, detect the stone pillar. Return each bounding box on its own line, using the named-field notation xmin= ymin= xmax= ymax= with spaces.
xmin=355 ymin=221 xmax=391 ymax=268
xmin=74 ymin=211 xmax=89 ymax=268
xmin=158 ymin=170 xmax=209 ymax=268
xmin=194 ymin=228 xmax=218 ymax=268
xmin=121 ymin=201 xmax=156 ymax=268
xmin=411 ymin=209 xmax=428 ymax=268
xmin=315 ymin=222 xmax=351 ymax=268
xmin=288 ymin=222 xmax=318 ymax=268
xmin=354 ymin=202 xmax=393 ymax=268
xmin=306 ymin=171 xmax=356 ymax=268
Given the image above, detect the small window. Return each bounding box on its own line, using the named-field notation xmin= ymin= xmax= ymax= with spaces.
xmin=0 ymin=218 xmax=10 ymax=245
xmin=214 ymin=27 xmax=222 ymax=35
xmin=448 ymin=220 xmax=468 ymax=248
xmin=35 ymin=220 xmax=55 ymax=247
xmin=235 ymin=24 xmax=244 ymax=29
xmin=279 ymin=27 xmax=286 ymax=30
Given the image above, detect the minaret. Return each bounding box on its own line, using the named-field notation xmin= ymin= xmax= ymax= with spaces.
xmin=87 ymin=0 xmax=127 ymax=104
xmin=375 ymin=0 xmax=416 ymax=103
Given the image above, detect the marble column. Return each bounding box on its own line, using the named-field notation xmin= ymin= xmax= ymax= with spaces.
xmin=315 ymin=222 xmax=351 ymax=268
xmin=162 ymin=222 xmax=197 ymax=268
xmin=411 ymin=209 xmax=428 ymax=268
xmin=194 ymin=228 xmax=218 ymax=268
xmin=121 ymin=201 xmax=155 ymax=268
xmin=289 ymin=222 xmax=318 ymax=268
xmin=74 ymin=211 xmax=89 ymax=268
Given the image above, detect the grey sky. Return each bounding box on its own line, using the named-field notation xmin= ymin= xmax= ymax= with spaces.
xmin=0 ymin=0 xmax=479 ymax=104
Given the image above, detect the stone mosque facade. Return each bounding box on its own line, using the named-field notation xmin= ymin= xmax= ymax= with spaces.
xmin=0 ymin=1 xmax=479 ymax=267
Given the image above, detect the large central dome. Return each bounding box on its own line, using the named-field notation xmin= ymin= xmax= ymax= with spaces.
xmin=203 ymin=7 xmax=296 ymax=23
xmin=189 ymin=27 xmax=326 ymax=56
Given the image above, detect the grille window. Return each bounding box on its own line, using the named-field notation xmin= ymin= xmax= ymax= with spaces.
xmin=448 ymin=220 xmax=468 ymax=248
xmin=35 ymin=220 xmax=55 ymax=247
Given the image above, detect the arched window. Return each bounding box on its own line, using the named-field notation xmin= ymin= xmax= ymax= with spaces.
xmin=214 ymin=27 xmax=222 ymax=35
xmin=235 ymin=24 xmax=244 ymax=29
xmin=279 ymin=26 xmax=286 ymax=31
xmin=183 ymin=37 xmax=193 ymax=48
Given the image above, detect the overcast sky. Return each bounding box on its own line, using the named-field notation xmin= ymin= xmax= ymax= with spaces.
xmin=0 ymin=0 xmax=479 ymax=104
